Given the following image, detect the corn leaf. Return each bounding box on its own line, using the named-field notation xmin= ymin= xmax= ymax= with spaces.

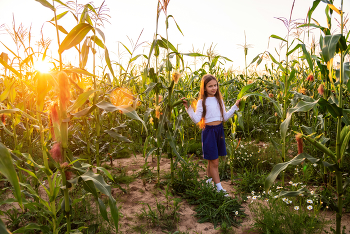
xmin=318 ymin=97 xmax=342 ymax=118
xmin=286 ymin=44 xmax=301 ymax=56
xmin=105 ymin=130 xmax=132 ymax=143
xmin=0 ymin=218 xmax=12 ymax=234
xmin=0 ymin=143 xmax=23 ymax=210
xmin=48 ymin=22 xmax=68 ymax=34
xmin=58 ymin=23 xmax=93 ymax=54
xmin=96 ymin=28 xmax=105 ymax=42
xmin=0 ymin=57 xmax=22 ymax=78
xmin=13 ymin=223 xmax=50 ymax=233
xmin=96 ymin=167 xmax=114 ymax=181
xmin=69 ymin=170 xmax=119 ymax=231
xmin=237 ymin=83 xmax=255 ymax=99
xmin=268 ymin=52 xmax=286 ymax=73
xmin=307 ymin=0 xmax=320 ymax=23
xmin=270 ymin=34 xmax=287 ymax=42
xmin=166 ymin=15 xmax=184 ymax=36
xmin=90 ymin=35 xmax=105 ymax=48
xmin=242 ymin=93 xmax=282 ymax=118
xmin=340 ymin=131 xmax=350 ymax=161
xmin=335 ymin=62 xmax=350 ymax=85
xmin=67 ymin=89 xmax=99 ymax=113
xmin=0 ymin=81 xmax=15 ymax=102
xmin=34 ymin=0 xmax=54 ymax=11
xmin=281 ymin=99 xmax=319 ymax=139
xmin=265 ymin=152 xmax=337 ymax=193
xmin=63 ymin=67 xmax=95 ymax=77
xmin=105 ymin=47 xmax=116 ymax=83
xmin=79 ymin=37 xmax=90 ymax=69
xmin=70 ymin=105 xmax=96 ymax=117
xmin=278 ymin=187 xmax=309 ymax=197
xmin=54 ymin=0 xmax=69 ymax=8
xmin=49 ymin=10 xmax=68 ymax=21
xmin=301 ymin=44 xmax=313 ymax=72
xmin=96 ymin=101 xmax=147 ymax=133
xmin=321 ymin=34 xmax=347 ymax=63
xmin=98 ymin=198 xmax=109 ymax=221
xmin=327 ymin=4 xmax=341 ymax=15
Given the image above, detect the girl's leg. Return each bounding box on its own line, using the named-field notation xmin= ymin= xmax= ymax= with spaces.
xmin=208 ymin=159 xmax=220 ymax=184
xmin=206 ymin=161 xmax=213 ymax=184
xmin=207 ymin=160 xmax=212 ymax=178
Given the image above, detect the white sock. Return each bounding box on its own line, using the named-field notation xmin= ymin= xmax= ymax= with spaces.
xmin=206 ymin=178 xmax=212 ymax=184
xmin=216 ymin=182 xmax=223 ymax=191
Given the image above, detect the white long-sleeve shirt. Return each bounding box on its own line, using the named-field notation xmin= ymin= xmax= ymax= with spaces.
xmin=186 ymin=97 xmax=239 ymax=124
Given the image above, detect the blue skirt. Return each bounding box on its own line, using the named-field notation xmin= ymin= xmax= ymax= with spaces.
xmin=201 ymin=123 xmax=227 ymax=160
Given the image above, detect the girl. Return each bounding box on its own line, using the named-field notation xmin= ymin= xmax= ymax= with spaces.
xmin=182 ymin=74 xmax=241 ymax=195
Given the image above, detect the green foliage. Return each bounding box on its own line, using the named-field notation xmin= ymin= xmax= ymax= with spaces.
xmin=111 ymin=167 xmax=135 ymax=185
xmin=186 ymin=140 xmax=202 ymax=156
xmin=184 ymin=181 xmax=245 ymax=228
xmin=235 ymin=169 xmax=267 ymax=194
xmin=249 ymin=198 xmax=329 ymax=234
xmin=136 ymin=162 xmax=156 ymax=183
xmin=172 ymin=156 xmax=245 ymax=229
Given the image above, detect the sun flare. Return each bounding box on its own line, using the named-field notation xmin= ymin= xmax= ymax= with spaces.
xmin=34 ymin=60 xmax=51 ymax=73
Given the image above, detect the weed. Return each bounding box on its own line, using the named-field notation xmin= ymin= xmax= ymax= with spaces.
xmin=136 ymin=162 xmax=156 ymax=183
xmin=217 ymin=221 xmax=236 ymax=234
xmin=139 ymin=185 xmax=181 ymax=231
xmin=112 ymin=167 xmax=135 ymax=184
xmin=235 ymin=169 xmax=267 ymax=194
xmin=172 ymin=155 xmax=245 ymax=229
xmin=249 ymin=196 xmax=329 ymax=234
xmin=131 ymin=224 xmax=147 ymax=233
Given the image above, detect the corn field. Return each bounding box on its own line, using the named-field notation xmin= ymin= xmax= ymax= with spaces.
xmin=0 ymin=0 xmax=350 ymax=233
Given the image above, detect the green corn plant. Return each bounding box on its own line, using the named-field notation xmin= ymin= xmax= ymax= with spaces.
xmin=265 ymin=1 xmax=350 ymax=233
xmin=248 ymin=0 xmax=317 ymax=185
xmin=34 ymin=0 xmax=115 ymax=167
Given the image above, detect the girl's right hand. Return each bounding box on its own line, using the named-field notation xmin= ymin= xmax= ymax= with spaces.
xmin=235 ymin=98 xmax=241 ymax=108
xmin=181 ymin=97 xmax=188 ymax=109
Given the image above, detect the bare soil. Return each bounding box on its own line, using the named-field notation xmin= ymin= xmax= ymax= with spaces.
xmin=110 ymin=154 xmax=350 ymax=234
xmin=0 ymin=153 xmax=349 ymax=234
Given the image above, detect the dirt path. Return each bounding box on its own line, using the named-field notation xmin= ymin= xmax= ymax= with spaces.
xmin=109 ymin=154 xmax=350 ymax=234
xmin=0 ymin=154 xmax=349 ymax=234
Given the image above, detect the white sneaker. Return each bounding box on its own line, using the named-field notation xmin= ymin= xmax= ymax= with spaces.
xmin=206 ymin=179 xmax=214 ymax=187
xmin=218 ymin=188 xmax=230 ymax=197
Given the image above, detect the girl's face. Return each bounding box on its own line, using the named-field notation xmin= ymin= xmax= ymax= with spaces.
xmin=205 ymin=79 xmax=218 ymax=97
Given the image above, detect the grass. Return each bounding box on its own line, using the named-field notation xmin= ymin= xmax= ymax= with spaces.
xmin=249 ymin=198 xmax=329 ymax=234
xmin=112 ymin=167 xmax=135 ymax=184
xmin=172 ymin=155 xmax=246 ymax=229
xmin=235 ymin=169 xmax=267 ymax=194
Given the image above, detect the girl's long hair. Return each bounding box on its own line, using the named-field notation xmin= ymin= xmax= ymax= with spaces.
xmin=198 ymin=74 xmax=224 ymax=127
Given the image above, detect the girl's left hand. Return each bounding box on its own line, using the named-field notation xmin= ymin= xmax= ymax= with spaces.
xmin=235 ymin=98 xmax=241 ymax=108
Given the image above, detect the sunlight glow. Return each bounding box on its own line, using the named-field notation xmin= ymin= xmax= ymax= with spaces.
xmin=34 ymin=60 xmax=51 ymax=73
xmin=110 ymin=87 xmax=137 ymax=113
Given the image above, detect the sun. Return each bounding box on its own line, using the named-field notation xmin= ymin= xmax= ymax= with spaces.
xmin=34 ymin=60 xmax=51 ymax=73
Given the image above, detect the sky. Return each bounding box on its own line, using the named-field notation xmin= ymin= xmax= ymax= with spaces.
xmin=0 ymin=0 xmax=349 ymax=74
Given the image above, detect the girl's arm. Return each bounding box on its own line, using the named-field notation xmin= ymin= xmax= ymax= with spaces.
xmin=183 ymin=99 xmax=203 ymax=124
xmin=222 ymin=99 xmax=240 ymax=121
